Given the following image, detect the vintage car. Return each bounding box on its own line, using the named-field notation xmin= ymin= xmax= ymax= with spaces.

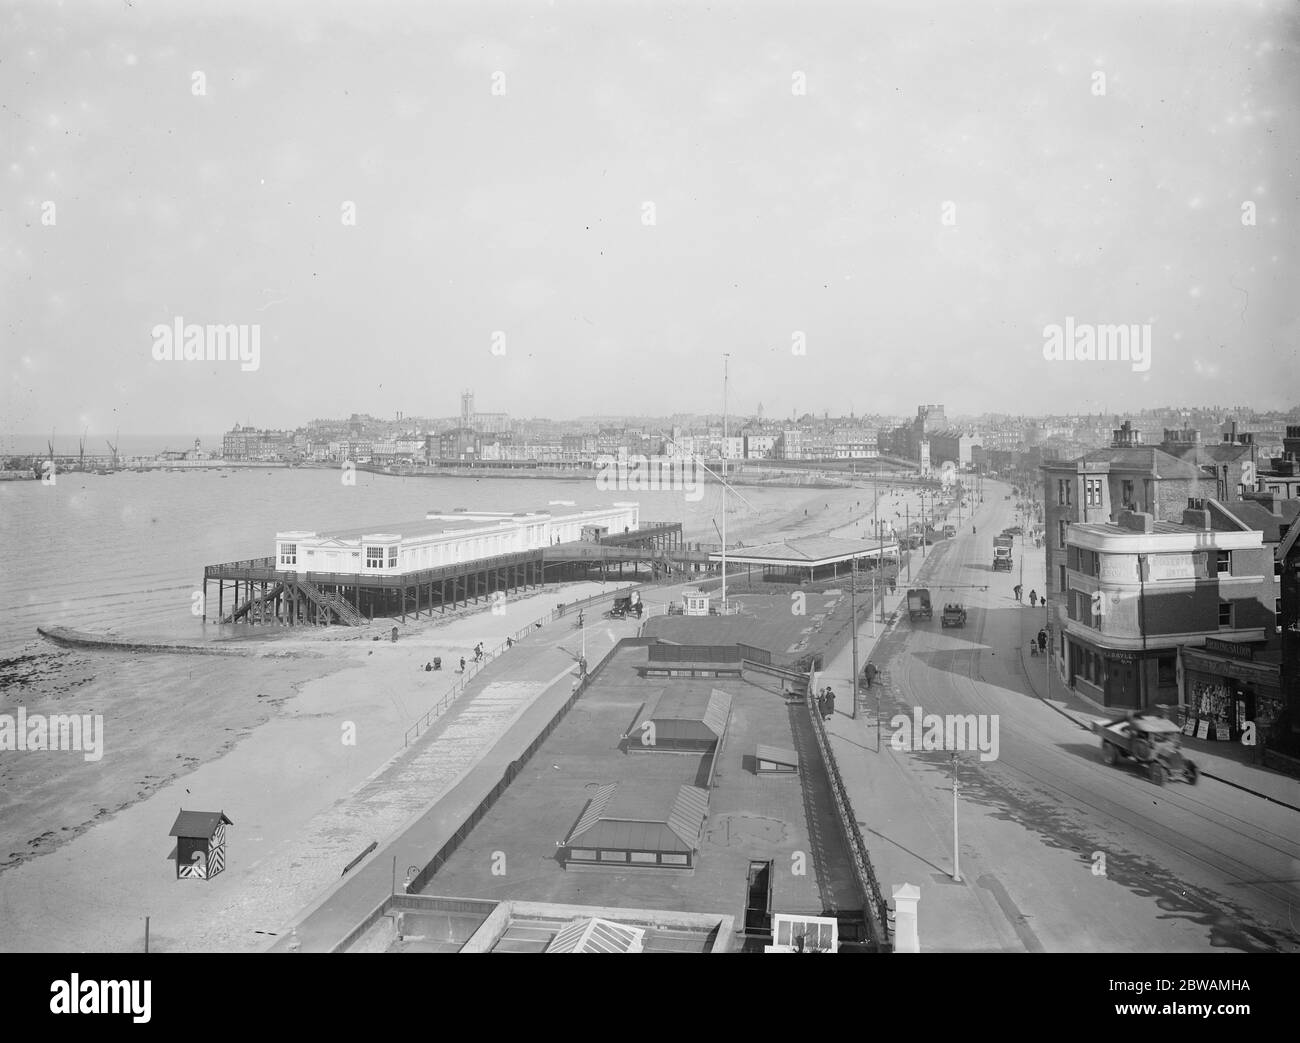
xmin=1092 ymin=712 xmax=1199 ymax=786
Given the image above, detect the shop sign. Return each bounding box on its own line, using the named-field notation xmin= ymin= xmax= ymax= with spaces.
xmin=1205 ymin=637 xmax=1254 ymax=660
xmin=1146 ymin=553 xmax=1196 ymax=581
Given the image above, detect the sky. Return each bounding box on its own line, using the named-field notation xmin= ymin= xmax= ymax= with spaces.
xmin=2 ymin=0 xmax=1298 ymax=439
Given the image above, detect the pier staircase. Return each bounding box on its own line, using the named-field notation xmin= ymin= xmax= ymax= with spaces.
xmin=220 ymin=582 xmax=285 ymax=624
xmin=297 ymin=580 xmax=366 ymax=626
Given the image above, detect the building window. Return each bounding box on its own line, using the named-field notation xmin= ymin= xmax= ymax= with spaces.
xmin=1216 ymin=550 xmax=1230 ymax=575
xmin=569 ymin=849 xmax=597 ymax=861
xmin=1058 ymin=480 xmax=1067 ymax=506
xmin=1059 ymin=564 xmax=1067 ymax=592
xmin=279 ymin=544 xmax=297 ymax=566
xmin=1276 ymin=560 xmax=1283 ymax=580
xmin=365 ymin=546 xmax=384 ymax=569
xmin=1277 ymin=598 xmax=1283 ymax=632
xmin=630 ymin=852 xmax=658 ymax=864
xmin=1121 ymin=479 xmax=1134 ymax=509
xmin=660 ymin=853 xmax=689 ymax=866
xmin=1218 ymin=602 xmax=1232 ymax=628
xmin=1085 ymin=478 xmax=1102 ymax=508
xmin=1059 ymin=520 xmax=1068 ymax=549
xmin=599 ymin=850 xmax=628 ymax=863
xmin=388 ymin=546 xmax=398 ymax=569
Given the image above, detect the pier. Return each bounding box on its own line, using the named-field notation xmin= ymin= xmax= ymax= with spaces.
xmin=203 ymin=521 xmax=690 ymax=627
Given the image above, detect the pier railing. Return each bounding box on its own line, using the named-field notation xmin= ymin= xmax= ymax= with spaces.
xmin=205 ymin=556 xmax=277 ymax=577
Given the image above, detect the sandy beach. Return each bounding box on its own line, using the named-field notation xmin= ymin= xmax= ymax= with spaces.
xmin=0 ymin=474 xmax=949 ymax=951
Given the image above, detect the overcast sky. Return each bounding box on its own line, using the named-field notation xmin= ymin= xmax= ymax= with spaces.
xmin=3 ymin=0 xmax=1297 ymax=438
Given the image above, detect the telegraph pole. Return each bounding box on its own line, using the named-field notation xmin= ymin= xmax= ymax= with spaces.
xmin=850 ymin=567 xmax=859 ymax=720
xmin=905 ymin=503 xmax=911 ymax=582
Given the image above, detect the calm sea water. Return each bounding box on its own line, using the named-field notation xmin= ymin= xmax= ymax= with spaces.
xmin=0 ymin=467 xmax=794 ymax=658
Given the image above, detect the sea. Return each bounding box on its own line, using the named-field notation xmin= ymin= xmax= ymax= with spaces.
xmin=0 ymin=464 xmax=816 ymax=659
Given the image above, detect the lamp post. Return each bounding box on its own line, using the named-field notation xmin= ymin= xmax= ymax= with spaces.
xmin=950 ymin=752 xmax=962 ymax=882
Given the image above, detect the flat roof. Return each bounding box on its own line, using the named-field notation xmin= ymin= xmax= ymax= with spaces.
xmin=318 ymin=517 xmax=500 ymax=541
xmin=415 ymin=644 xmax=862 ymax=924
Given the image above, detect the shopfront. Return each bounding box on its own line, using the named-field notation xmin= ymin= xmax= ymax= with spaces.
xmin=1179 ymin=640 xmax=1283 ymax=745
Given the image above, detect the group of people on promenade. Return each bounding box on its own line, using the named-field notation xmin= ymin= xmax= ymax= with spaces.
xmin=1013 ymin=584 xmax=1039 ymax=607
xmin=817 ymin=687 xmax=836 ymax=719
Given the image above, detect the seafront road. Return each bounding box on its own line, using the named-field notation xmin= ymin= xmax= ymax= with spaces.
xmin=818 ymin=483 xmax=1300 ymax=952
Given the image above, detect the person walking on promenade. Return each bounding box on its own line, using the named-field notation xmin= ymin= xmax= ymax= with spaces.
xmin=459 ymin=656 xmax=466 ymax=673
xmin=864 ymin=662 xmax=877 ymax=689
xmin=1014 ymin=584 xmax=1023 ymax=602
xmin=825 ymin=688 xmax=836 ymax=719
xmin=1037 ymin=628 xmax=1047 ymax=654
xmin=1029 ymin=589 xmax=1038 ymax=607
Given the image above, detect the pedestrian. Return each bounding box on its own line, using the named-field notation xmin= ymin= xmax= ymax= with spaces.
xmin=825 ymin=688 xmax=836 ymax=719
xmin=1037 ymin=629 xmax=1047 ymax=653
xmin=1029 ymin=589 xmax=1038 ymax=607
xmin=864 ymin=663 xmax=877 ymax=688
xmin=1014 ymin=584 xmax=1022 ymax=602
xmin=459 ymin=656 xmax=466 ymax=672
xmin=506 ymin=636 xmax=513 ymax=649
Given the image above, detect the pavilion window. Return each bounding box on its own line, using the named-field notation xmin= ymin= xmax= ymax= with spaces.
xmin=365 ymin=546 xmax=384 ymax=569
xmin=280 ymin=543 xmax=297 ymax=566
xmin=388 ymin=547 xmax=398 ymax=569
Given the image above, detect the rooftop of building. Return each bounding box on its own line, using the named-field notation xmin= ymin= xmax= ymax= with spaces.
xmin=1214 ymin=500 xmax=1300 ymax=543
xmin=409 ymin=639 xmax=863 ymax=935
xmin=1071 ymin=519 xmax=1202 ymax=538
xmin=1074 ymin=445 xmax=1209 ymax=478
xmin=286 ymin=505 xmax=632 ymax=543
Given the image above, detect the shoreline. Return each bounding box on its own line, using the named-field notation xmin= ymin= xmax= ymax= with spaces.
xmin=0 ymin=480 xmax=954 ymax=950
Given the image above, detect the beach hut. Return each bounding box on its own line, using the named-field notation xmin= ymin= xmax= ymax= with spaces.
xmin=168 ymin=810 xmax=233 ymax=881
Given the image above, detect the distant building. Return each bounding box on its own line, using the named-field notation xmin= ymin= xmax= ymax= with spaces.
xmin=928 ymin=429 xmax=978 ymax=469
xmin=1258 ymin=425 xmax=1300 ymax=499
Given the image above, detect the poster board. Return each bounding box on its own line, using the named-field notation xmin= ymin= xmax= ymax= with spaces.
xmin=1182 ymin=718 xmax=1196 ymax=737
xmin=1195 ymin=720 xmax=1210 ymax=740
xmin=1215 ymin=723 xmax=1231 ymax=742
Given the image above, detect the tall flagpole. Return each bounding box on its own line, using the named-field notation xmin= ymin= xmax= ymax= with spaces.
xmin=721 ymin=353 xmax=730 ymax=612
